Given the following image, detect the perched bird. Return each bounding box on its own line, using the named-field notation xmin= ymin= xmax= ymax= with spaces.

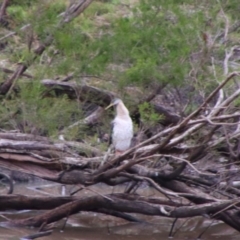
xmin=106 ymin=98 xmax=133 ymax=155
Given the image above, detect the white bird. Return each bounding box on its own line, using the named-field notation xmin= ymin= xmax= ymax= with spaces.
xmin=106 ymin=98 xmax=133 ymax=155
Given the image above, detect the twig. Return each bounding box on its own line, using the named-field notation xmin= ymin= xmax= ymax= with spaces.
xmin=219 ymin=4 xmax=230 ymax=43
xmin=224 ymin=48 xmax=234 ymax=75
xmin=169 ymin=218 xmax=178 ymax=238
xmin=143 ymin=72 xmax=240 ymax=155
xmin=167 ymin=83 xmax=240 ymax=149
xmin=0 ymin=24 xmax=31 ymax=42
xmin=62 ymin=0 xmax=94 ymax=23
xmin=189 ymin=113 xmax=240 ymax=125
xmin=210 ymin=131 xmax=240 ymax=148
xmin=0 ymin=67 xmax=33 ymax=79
xmin=172 ymin=218 xmax=190 ymax=237
xmin=202 ymin=116 xmax=239 ymax=126
xmin=216 ymin=21 xmax=240 ymax=41
xmin=158 ymin=154 xmax=216 ymax=176
xmin=21 ymin=230 xmax=52 ymax=240
xmin=197 ymin=219 xmax=215 ymax=239
xmin=119 ymin=172 xmax=179 ymax=199
xmin=211 ymin=201 xmax=240 ymax=218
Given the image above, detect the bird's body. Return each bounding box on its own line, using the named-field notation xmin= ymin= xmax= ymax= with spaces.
xmin=106 ymin=99 xmax=133 ymax=155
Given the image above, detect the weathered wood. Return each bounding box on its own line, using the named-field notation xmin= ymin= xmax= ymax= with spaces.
xmin=153 ymin=104 xmax=181 ymax=126
xmin=0 ymin=0 xmax=9 ymax=26
xmin=160 ymin=180 xmax=240 ymax=231
xmin=8 ymin=194 xmax=238 ymax=227
xmin=0 ymin=67 xmax=33 ymax=79
xmin=0 ymin=195 xmax=76 ymax=210
xmin=0 ymin=193 xmax=185 ymax=211
xmin=0 ymin=64 xmax=27 ymax=95
xmin=41 ymin=79 xmax=114 ymax=106
xmin=21 ymin=230 xmax=53 ymax=240
xmin=0 ymin=73 xmax=239 ymax=234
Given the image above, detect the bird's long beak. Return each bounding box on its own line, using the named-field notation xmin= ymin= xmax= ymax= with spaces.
xmin=105 ymin=103 xmax=114 ymax=110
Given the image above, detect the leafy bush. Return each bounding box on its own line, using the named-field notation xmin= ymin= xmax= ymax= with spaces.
xmin=2 ymin=0 xmax=240 ymax=140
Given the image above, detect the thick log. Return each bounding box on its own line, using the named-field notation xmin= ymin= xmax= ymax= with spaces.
xmin=0 ymin=193 xmax=185 ymax=211
xmin=0 ymin=195 xmax=76 ymax=210
xmin=41 ymin=79 xmax=114 ymax=106
xmin=8 ymin=194 xmax=237 ymax=227
xmin=153 ymin=104 xmax=181 ymax=126
xmin=160 ymin=180 xmax=240 ymax=231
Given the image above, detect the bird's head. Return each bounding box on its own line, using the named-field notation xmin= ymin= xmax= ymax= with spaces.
xmin=105 ymin=98 xmax=122 ymax=110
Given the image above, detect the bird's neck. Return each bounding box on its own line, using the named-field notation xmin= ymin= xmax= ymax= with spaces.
xmin=116 ymin=101 xmax=130 ymax=119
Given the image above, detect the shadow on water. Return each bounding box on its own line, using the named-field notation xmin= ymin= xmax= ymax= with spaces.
xmin=0 ymin=180 xmax=239 ymax=240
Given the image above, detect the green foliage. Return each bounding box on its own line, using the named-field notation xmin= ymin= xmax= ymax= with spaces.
xmin=11 ymin=0 xmax=37 ymax=6
xmin=53 ymin=20 xmax=114 ymax=75
xmin=7 ymin=5 xmax=29 ymax=23
xmin=21 ymin=84 xmax=83 ymax=137
xmin=233 ymin=97 xmax=240 ymax=108
xmin=10 ymin=48 xmax=35 ymax=65
xmin=30 ymin=2 xmax=66 ymax=40
xmin=222 ymin=0 xmax=240 ymax=19
xmin=88 ymin=0 xmax=205 ymax=87
xmin=8 ymin=1 xmax=41 ymax=26
xmin=0 ymin=82 xmax=83 ymax=138
xmin=7 ymin=0 xmax=215 ymax=86
xmin=139 ymin=102 xmax=163 ymax=126
xmin=2 ymin=0 xmax=240 ymax=141
xmin=45 ymin=0 xmax=209 ymax=87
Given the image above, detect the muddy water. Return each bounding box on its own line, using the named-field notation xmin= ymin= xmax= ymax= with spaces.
xmin=0 ymin=180 xmax=239 ymax=240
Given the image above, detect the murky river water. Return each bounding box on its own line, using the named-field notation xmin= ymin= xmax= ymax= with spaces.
xmin=0 ymin=180 xmax=239 ymax=240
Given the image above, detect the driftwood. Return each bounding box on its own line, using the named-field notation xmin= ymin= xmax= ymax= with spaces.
xmin=0 ymin=72 xmax=240 ymax=237
xmin=3 ymin=194 xmax=238 ymax=228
